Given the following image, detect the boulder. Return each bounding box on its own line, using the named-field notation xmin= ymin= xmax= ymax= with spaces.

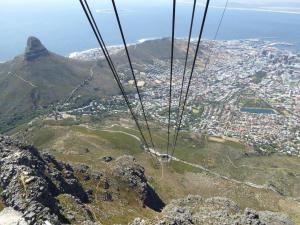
xmin=102 ymin=156 xmax=114 ymax=163
xmin=0 ymin=207 xmax=28 ymax=225
xmin=111 ymin=155 xmax=165 ymax=212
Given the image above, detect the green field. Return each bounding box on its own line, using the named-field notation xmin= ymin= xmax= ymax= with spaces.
xmin=252 ymin=71 xmax=267 ymax=84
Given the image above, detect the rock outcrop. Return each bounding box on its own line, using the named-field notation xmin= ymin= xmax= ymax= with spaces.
xmin=0 ymin=135 xmax=89 ymax=225
xmin=0 ymin=207 xmax=28 ymax=225
xmin=24 ymin=36 xmax=49 ymax=61
xmin=0 ymin=137 xmax=164 ymax=224
xmin=110 ymin=155 xmax=165 ymax=212
xmin=1 ymin=135 xmax=293 ymax=225
xmin=130 ymin=195 xmax=295 ymax=225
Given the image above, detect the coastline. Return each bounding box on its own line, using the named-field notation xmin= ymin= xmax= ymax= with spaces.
xmin=69 ymin=37 xmax=298 ymax=60
xmin=0 ymin=37 xmax=297 ymax=62
xmin=69 ymin=37 xmax=162 ymax=59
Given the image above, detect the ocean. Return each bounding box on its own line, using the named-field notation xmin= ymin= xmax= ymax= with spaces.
xmin=1 ymin=1 xmax=300 ymax=61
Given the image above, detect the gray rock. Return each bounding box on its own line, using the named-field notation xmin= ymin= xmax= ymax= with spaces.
xmin=102 ymin=156 xmax=114 ymax=162
xmin=82 ymin=221 xmax=101 ymax=225
xmin=131 ymin=195 xmax=295 ymax=225
xmin=103 ymin=192 xmax=113 ymax=201
xmin=111 ymin=155 xmax=165 ymax=212
xmin=24 ymin=36 xmax=49 ymax=61
xmin=0 ymin=135 xmax=88 ymax=225
xmin=77 ymin=164 xmax=89 ymax=174
xmin=103 ymin=179 xmax=110 ymax=189
xmin=129 ymin=218 xmax=147 ymax=225
xmin=0 ymin=207 xmax=28 ymax=225
xmin=92 ymin=172 xmax=102 ymax=180
xmin=83 ymin=175 xmax=91 ymax=181
xmin=259 ymin=211 xmax=295 ymax=225
xmin=66 ymin=213 xmax=75 ymax=221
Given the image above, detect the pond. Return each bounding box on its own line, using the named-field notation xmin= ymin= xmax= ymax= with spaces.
xmin=240 ymin=107 xmax=276 ymax=114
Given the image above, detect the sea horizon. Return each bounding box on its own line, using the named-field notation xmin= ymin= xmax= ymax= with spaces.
xmin=1 ymin=5 xmax=300 ymax=61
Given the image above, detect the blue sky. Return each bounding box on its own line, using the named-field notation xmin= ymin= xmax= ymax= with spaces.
xmin=1 ymin=0 xmax=300 ymax=61
xmin=2 ymin=0 xmax=300 ymax=15
xmin=2 ymin=0 xmax=300 ymax=11
xmin=3 ymin=0 xmax=300 ymax=7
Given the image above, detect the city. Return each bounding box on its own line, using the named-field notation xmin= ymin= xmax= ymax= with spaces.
xmin=65 ymin=39 xmax=300 ymax=156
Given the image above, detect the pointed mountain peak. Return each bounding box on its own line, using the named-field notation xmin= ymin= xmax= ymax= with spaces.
xmin=24 ymin=36 xmax=49 ymax=61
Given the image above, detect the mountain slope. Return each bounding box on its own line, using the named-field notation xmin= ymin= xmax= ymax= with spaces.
xmin=0 ymin=135 xmax=165 ymax=225
xmin=0 ymin=37 xmax=118 ymax=132
xmin=7 ymin=117 xmax=300 ymax=224
xmin=71 ymin=38 xmax=207 ymax=64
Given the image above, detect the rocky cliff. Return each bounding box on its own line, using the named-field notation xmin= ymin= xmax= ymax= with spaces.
xmin=24 ymin=37 xmax=49 ymax=61
xmin=110 ymin=155 xmax=165 ymax=211
xmin=0 ymin=135 xmax=89 ymax=225
xmin=0 ymin=136 xmax=165 ymax=225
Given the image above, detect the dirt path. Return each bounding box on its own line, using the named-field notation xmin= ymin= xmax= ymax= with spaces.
xmin=9 ymin=72 xmax=37 ymax=87
xmin=75 ymin=124 xmax=287 ymax=195
xmin=79 ymin=124 xmax=142 ymax=142
xmin=63 ymin=64 xmax=96 ymax=104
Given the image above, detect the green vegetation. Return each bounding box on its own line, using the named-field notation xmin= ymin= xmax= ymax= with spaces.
xmin=22 ymin=117 xmax=300 ymax=200
xmin=239 ymin=95 xmax=271 ymax=108
xmin=289 ymin=81 xmax=297 ymax=87
xmin=254 ymin=143 xmax=278 ymax=153
xmin=0 ymin=187 xmax=4 ymax=211
xmin=192 ymin=105 xmax=204 ymax=115
xmin=72 ymin=126 xmax=143 ymax=155
xmin=170 ymin=160 xmax=202 ymax=174
xmin=0 ymin=39 xmax=119 ymax=132
xmin=252 ymin=71 xmax=267 ymax=84
xmin=10 ymin=117 xmax=300 ymax=224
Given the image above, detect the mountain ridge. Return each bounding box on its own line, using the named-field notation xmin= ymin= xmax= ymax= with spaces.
xmin=0 ymin=36 xmax=119 ymax=132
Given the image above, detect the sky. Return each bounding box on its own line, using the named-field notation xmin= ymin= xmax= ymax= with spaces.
xmin=2 ymin=0 xmax=300 ymax=11
xmin=2 ymin=0 xmax=300 ymax=7
xmin=1 ymin=0 xmax=300 ymax=61
xmin=1 ymin=0 xmax=300 ymax=14
xmin=179 ymin=0 xmax=300 ymax=12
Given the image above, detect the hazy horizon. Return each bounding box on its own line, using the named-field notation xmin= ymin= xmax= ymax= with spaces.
xmin=1 ymin=0 xmax=300 ymax=61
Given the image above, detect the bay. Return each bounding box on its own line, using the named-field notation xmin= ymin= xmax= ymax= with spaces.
xmin=1 ymin=1 xmax=300 ymax=61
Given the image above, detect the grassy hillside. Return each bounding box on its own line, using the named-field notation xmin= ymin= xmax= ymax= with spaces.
xmin=0 ymin=37 xmax=210 ymax=133
xmin=111 ymin=38 xmax=208 ymax=65
xmin=11 ymin=116 xmax=300 ymax=224
xmin=0 ymin=39 xmax=119 ymax=132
